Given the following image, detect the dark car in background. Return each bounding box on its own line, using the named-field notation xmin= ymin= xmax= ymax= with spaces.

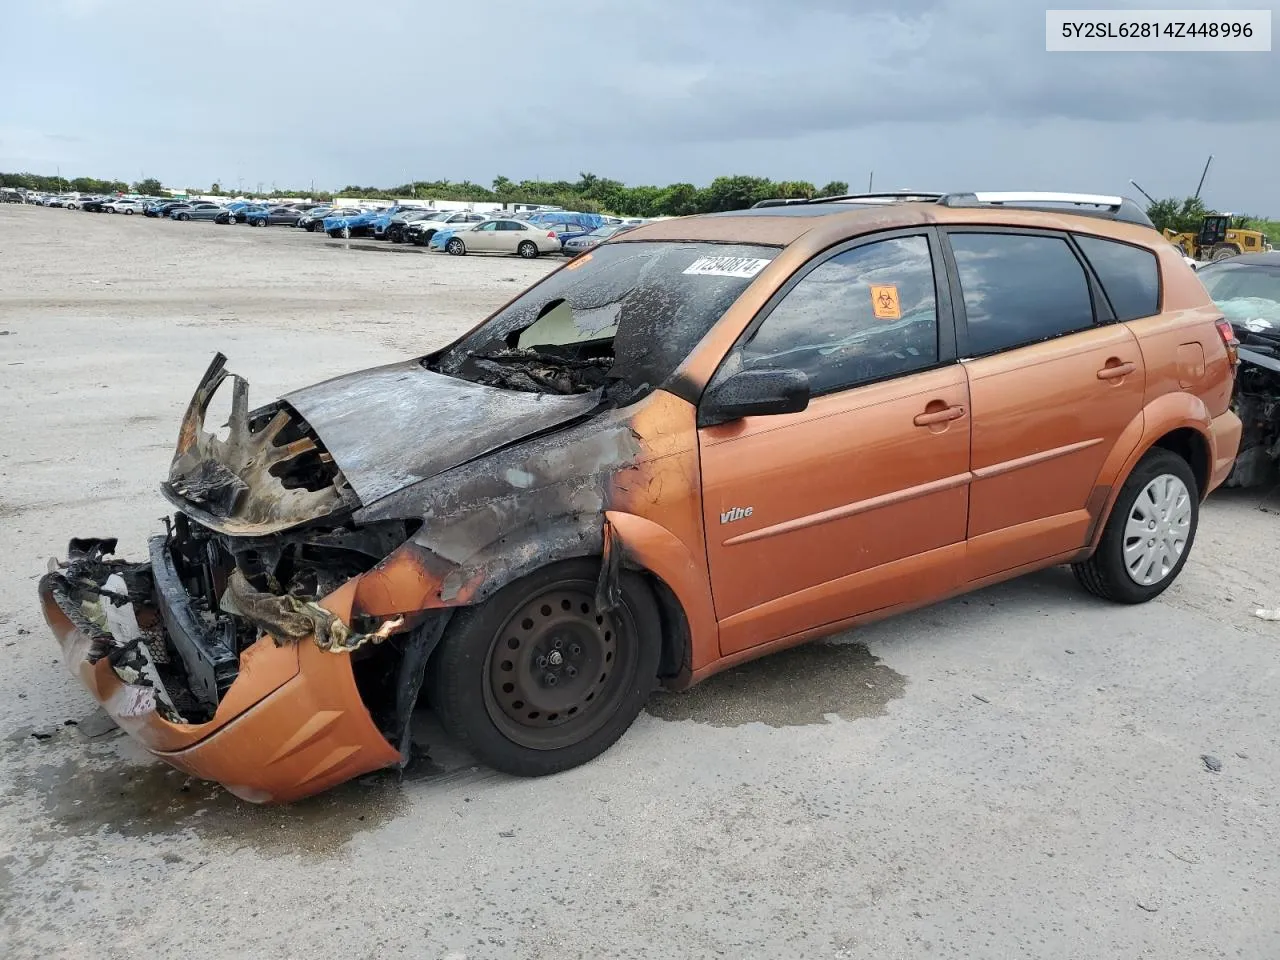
xmin=215 ymin=203 xmax=267 ymax=225
xmin=79 ymin=196 xmax=113 ymax=213
xmin=147 ymin=200 xmax=191 ymax=218
xmin=247 ymin=205 xmax=304 ymax=227
xmin=171 ymin=202 xmax=225 ymax=222
xmin=297 ymin=206 xmax=341 ymax=231
xmin=1196 ymin=252 xmax=1280 ymax=489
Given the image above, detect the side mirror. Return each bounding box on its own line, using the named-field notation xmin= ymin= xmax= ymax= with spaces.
xmin=698 ymin=368 xmax=810 ymax=427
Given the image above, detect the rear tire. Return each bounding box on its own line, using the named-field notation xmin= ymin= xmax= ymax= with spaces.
xmin=1211 ymin=244 xmax=1240 ymax=262
xmin=124 ymin=208 xmax=133 ymax=215
xmin=340 ymin=225 xmax=351 ymax=239
xmin=518 ymin=240 xmax=539 ymax=259
xmin=1072 ymin=448 xmax=1199 ymax=604
xmin=429 ymin=559 xmax=661 ymax=777
xmin=178 ymin=212 xmax=190 ymax=221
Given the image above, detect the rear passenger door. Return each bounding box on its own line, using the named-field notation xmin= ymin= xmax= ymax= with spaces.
xmin=699 ymin=230 xmax=972 ymax=654
xmin=942 ymin=229 xmax=1150 ymax=581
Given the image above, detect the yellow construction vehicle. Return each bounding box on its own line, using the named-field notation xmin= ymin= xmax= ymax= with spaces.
xmin=1164 ymin=214 xmax=1272 ymax=262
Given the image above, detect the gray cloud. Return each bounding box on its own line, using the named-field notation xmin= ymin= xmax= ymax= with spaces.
xmin=1 ymin=0 xmax=1276 ymax=211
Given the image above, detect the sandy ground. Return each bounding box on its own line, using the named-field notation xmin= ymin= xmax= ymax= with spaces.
xmin=2 ymin=204 xmax=1279 ymax=960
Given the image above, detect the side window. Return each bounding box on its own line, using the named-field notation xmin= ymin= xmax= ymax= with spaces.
xmin=477 ymin=222 xmax=498 ymax=232
xmin=949 ymin=233 xmax=1095 ymax=357
xmin=1073 ymin=234 xmax=1160 ymax=321
xmin=740 ymin=235 xmax=940 ymax=396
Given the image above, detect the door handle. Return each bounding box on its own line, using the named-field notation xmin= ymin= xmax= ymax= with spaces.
xmin=914 ymin=405 xmax=966 ymax=426
xmin=1097 ymin=361 xmax=1137 ymax=380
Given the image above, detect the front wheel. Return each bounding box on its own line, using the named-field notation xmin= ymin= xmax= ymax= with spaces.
xmin=446 ymin=237 xmax=466 ymax=256
xmin=429 ymin=559 xmax=661 ymax=776
xmin=1211 ymin=245 xmax=1240 ymax=262
xmin=1073 ymin=448 xmax=1198 ymax=604
xmin=177 ymin=212 xmax=190 ymax=221
xmin=340 ymin=225 xmax=351 ymax=239
xmin=517 ymin=240 xmax=539 ymax=259
xmin=124 ymin=208 xmax=133 ymax=215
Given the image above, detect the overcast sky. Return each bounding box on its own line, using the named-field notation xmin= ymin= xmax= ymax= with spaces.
xmin=2 ymin=0 xmax=1277 ymax=212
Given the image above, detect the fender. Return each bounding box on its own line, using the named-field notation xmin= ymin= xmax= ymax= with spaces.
xmin=1085 ymin=391 xmax=1214 ymax=551
xmin=605 ymin=510 xmax=719 ymax=679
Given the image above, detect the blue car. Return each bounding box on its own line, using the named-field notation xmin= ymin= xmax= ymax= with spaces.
xmin=370 ymin=205 xmax=432 ymax=240
xmin=526 ymin=212 xmax=608 ymax=251
xmin=325 ymin=204 xmax=413 ymax=239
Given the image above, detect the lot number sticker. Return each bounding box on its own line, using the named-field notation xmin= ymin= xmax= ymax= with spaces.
xmin=683 ymin=256 xmax=772 ymax=279
xmin=870 ymin=284 xmax=902 ymax=320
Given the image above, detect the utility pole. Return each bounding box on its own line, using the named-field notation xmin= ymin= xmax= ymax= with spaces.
xmin=867 ymin=171 xmax=874 ymax=192
xmin=1194 ymin=155 xmax=1213 ymax=201
xmin=1129 ymin=179 xmax=1157 ymax=205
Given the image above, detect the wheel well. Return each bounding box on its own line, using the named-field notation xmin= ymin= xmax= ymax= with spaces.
xmin=640 ymin=571 xmax=692 ymax=684
xmin=1153 ymin=427 xmax=1210 ymax=497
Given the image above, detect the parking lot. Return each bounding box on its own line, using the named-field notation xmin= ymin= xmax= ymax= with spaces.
xmin=3 ymin=204 xmax=1280 ymax=959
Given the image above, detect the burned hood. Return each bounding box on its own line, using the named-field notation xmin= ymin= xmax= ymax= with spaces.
xmin=282 ymin=359 xmax=602 ymax=505
xmin=164 ymin=354 xmax=601 ymax=535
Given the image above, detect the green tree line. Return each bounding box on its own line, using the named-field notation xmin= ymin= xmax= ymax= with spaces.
xmin=3 ymin=170 xmax=850 ymax=218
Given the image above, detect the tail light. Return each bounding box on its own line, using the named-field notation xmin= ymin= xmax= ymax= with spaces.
xmin=547 ymin=231 xmax=557 ymax=239
xmin=1215 ymin=318 xmax=1239 ymax=367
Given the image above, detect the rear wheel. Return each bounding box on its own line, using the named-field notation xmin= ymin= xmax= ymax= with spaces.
xmin=340 ymin=225 xmax=351 ymax=239
xmin=1073 ymin=448 xmax=1198 ymax=604
xmin=124 ymin=208 xmax=133 ymax=215
xmin=447 ymin=237 xmax=466 ymax=256
xmin=429 ymin=559 xmax=661 ymax=776
xmin=177 ymin=212 xmax=190 ymax=221
xmin=517 ymin=240 xmax=539 ymax=259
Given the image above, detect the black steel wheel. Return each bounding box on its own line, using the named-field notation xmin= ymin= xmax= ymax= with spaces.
xmin=430 ymin=559 xmax=661 ymax=776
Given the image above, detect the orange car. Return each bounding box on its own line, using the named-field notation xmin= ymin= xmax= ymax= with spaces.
xmin=41 ymin=191 xmax=1242 ymax=802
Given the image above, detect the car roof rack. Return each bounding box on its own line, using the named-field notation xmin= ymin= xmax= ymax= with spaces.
xmin=751 ymin=190 xmax=1154 ymax=228
xmin=752 ymin=191 xmax=945 ymax=208
xmin=936 ymin=191 xmax=1153 ymax=227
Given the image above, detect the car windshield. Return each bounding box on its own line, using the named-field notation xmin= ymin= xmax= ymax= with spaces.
xmin=1198 ymin=262 xmax=1280 ymax=324
xmin=429 ymin=241 xmax=779 ymax=400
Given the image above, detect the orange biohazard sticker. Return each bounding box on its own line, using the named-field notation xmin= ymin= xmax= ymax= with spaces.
xmin=870 ymin=284 xmax=901 ymax=320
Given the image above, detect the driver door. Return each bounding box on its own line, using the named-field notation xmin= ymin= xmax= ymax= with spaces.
xmin=468 ymin=221 xmax=500 ymax=251
xmin=698 ymin=229 xmax=971 ymax=655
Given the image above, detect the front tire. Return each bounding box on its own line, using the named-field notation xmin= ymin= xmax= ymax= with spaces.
xmin=446 ymin=237 xmax=466 ymax=256
xmin=340 ymin=225 xmax=351 ymax=239
xmin=1073 ymin=448 xmax=1198 ymax=604
xmin=124 ymin=208 xmax=133 ymax=215
xmin=429 ymin=559 xmax=661 ymax=776
xmin=1211 ymin=244 xmax=1240 ymax=262
xmin=177 ymin=212 xmax=190 ymax=221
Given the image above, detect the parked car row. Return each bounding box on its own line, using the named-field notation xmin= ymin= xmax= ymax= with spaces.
xmin=20 ymin=190 xmax=654 ymax=258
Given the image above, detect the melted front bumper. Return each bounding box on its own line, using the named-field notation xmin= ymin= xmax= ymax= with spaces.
xmin=39 ymin=572 xmax=400 ymax=804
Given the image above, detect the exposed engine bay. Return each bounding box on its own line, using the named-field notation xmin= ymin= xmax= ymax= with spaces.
xmin=1228 ymin=343 xmax=1280 ymax=488
xmin=46 ymin=514 xmax=421 ymax=727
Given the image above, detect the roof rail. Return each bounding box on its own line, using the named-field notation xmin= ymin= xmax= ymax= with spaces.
xmin=752 ymin=191 xmax=944 ymax=209
xmin=937 ymin=191 xmax=1153 ymax=227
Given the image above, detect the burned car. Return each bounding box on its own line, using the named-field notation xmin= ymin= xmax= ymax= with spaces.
xmin=41 ymin=194 xmax=1241 ymax=803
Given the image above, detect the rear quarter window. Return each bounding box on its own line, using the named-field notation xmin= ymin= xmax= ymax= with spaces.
xmin=1074 ymin=234 xmax=1160 ymax=321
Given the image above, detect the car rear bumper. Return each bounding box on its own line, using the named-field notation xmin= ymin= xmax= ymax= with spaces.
xmin=39 ymin=551 xmax=400 ymax=804
xmin=1207 ymin=408 xmax=1243 ymax=494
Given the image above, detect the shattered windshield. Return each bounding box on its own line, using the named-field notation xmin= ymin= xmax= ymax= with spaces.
xmin=429 ymin=241 xmax=779 ymax=399
xmin=1198 ymin=263 xmax=1280 ymax=325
